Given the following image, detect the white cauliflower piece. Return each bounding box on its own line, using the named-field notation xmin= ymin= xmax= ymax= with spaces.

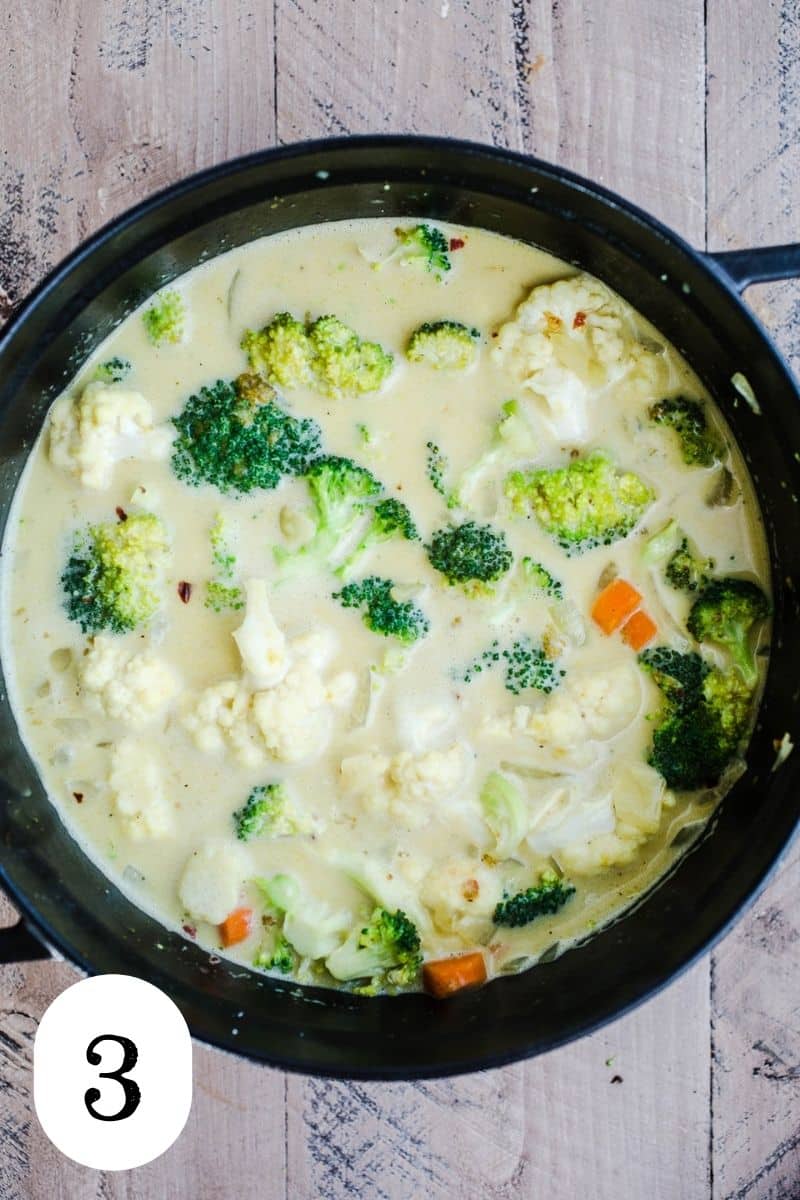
xmin=178 ymin=840 xmax=253 ymax=926
xmin=557 ymin=829 xmax=644 ymax=875
xmin=252 ymin=660 xmax=352 ymax=763
xmin=421 ymin=857 xmax=503 ymax=941
xmin=181 ymin=679 xmax=264 ymax=766
xmin=233 ymin=579 xmax=290 ymax=688
xmin=339 ymin=744 xmax=471 ymax=829
xmin=492 ymin=274 xmax=665 ymax=441
xmin=612 ymin=761 xmax=666 ymax=835
xmin=49 ymin=381 xmax=173 ymax=490
xmin=109 ymin=739 xmax=173 ymax=840
xmin=484 ymin=663 xmax=642 ymax=764
xmin=80 ymin=636 xmax=179 ymax=730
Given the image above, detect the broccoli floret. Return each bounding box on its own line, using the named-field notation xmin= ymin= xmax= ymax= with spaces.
xmin=336 ymin=497 xmax=420 ymax=578
xmin=640 ymin=647 xmax=754 ymax=789
xmin=171 ymin=378 xmax=321 ymax=495
xmin=242 ymin=312 xmax=393 ymax=397
xmin=480 ymin=771 xmax=528 ymax=860
xmin=93 ymin=356 xmax=131 ymax=383
xmin=406 ymin=321 xmax=480 ymax=370
xmin=501 ymin=636 xmax=563 ymax=695
xmin=494 ymin=871 xmax=576 ymax=927
xmin=450 ymin=399 xmax=537 ymax=510
xmin=142 ymin=289 xmax=185 ymax=345
xmin=333 ymin=576 xmax=429 ymax=643
xmin=205 ymin=514 xmax=244 ymax=612
xmin=381 ymin=224 xmax=451 ymax=277
xmin=521 ymin=556 xmax=563 ymax=599
xmin=650 ymin=396 xmax=722 ymax=467
xmin=505 ymin=451 xmax=654 ymax=555
xmin=241 ymin=312 xmax=314 ymax=388
xmin=325 ymin=907 xmax=422 ymax=991
xmin=426 ymin=440 xmax=449 ymax=498
xmin=61 ymin=512 xmax=168 ymax=634
xmin=426 ymin=520 xmax=513 ymax=594
xmin=253 ymin=930 xmax=296 ymax=974
xmin=233 ymin=783 xmax=299 ymax=841
xmin=275 ymin=455 xmax=382 ymax=575
xmin=665 ymin=537 xmax=714 ymax=593
xmin=456 ymin=639 xmax=501 ymax=684
xmin=687 ymin=577 xmax=769 ymax=686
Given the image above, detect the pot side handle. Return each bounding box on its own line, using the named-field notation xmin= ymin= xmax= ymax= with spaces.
xmin=0 ymin=918 xmax=51 ymax=962
xmin=707 ymin=244 xmax=800 ymax=292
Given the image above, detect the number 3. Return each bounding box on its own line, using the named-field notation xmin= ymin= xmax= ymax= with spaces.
xmin=84 ymin=1034 xmax=142 ymax=1122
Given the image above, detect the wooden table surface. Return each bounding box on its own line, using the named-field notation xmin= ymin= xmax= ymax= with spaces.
xmin=1 ymin=2 xmax=798 ymax=1197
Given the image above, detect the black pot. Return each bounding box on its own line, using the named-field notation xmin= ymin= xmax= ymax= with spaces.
xmin=1 ymin=136 xmax=798 ymax=1079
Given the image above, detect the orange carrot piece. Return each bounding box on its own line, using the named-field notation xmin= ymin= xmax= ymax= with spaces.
xmin=423 ymin=952 xmax=487 ymax=999
xmin=219 ymin=906 xmax=252 ymax=947
xmin=591 ymin=578 xmax=643 ymax=635
xmin=622 ymin=609 xmax=658 ymax=651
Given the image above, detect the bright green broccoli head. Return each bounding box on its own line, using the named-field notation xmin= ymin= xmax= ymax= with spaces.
xmin=233 ymin=783 xmax=300 ymax=841
xmin=253 ymin=930 xmax=296 ymax=974
xmin=333 ymin=576 xmax=429 ymax=643
xmin=687 ymin=577 xmax=769 ymax=686
xmin=665 ymin=537 xmax=714 ymax=593
xmin=61 ymin=512 xmax=169 ymax=635
xmin=521 ymin=556 xmax=563 ymax=599
xmin=325 ymin=907 xmax=423 ymax=990
xmin=426 ymin=520 xmax=513 ymax=593
xmin=93 ymin=356 xmax=131 ymax=384
xmin=406 ymin=321 xmax=480 ymax=370
xmin=337 ymin=496 xmax=420 ymax=578
xmin=274 ymin=456 xmax=383 ymax=577
xmin=650 ymin=396 xmax=722 ymax=467
xmin=384 ymin=224 xmax=451 ymax=277
xmin=501 ymin=636 xmax=564 ymax=695
xmin=480 ymin=771 xmax=529 ymax=861
xmin=242 ymin=312 xmax=393 ymax=397
xmin=493 ymin=871 xmax=576 ymax=927
xmin=171 ymin=377 xmax=321 ymax=495
xmin=639 ymin=647 xmax=754 ymax=790
xmin=505 ymin=451 xmax=654 ymax=555
xmin=142 ymin=289 xmax=185 ymax=345
xmin=426 ymin=440 xmax=449 ymax=498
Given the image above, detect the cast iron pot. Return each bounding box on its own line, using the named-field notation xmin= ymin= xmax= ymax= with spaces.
xmin=1 ymin=137 xmax=799 ymax=1079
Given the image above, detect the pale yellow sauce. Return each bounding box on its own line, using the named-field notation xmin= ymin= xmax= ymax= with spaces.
xmin=0 ymin=219 xmax=769 ymax=989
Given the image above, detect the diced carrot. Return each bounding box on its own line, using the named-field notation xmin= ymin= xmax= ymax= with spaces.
xmin=622 ymin=609 xmax=658 ymax=651
xmin=422 ymin=952 xmax=487 ymax=999
xmin=219 ymin=906 xmax=252 ymax=947
xmin=591 ymin=578 xmax=643 ymax=635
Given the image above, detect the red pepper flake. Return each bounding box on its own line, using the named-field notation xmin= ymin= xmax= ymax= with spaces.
xmin=462 ymin=878 xmax=480 ymax=902
xmin=610 ymin=1074 xmax=623 ymax=1084
xmin=449 ymin=237 xmax=465 ymax=251
xmin=72 ymin=791 xmax=84 ymax=804
xmin=573 ymin=310 xmax=587 ymax=328
xmin=491 ymin=331 xmax=499 ymax=338
xmin=115 ymin=506 xmax=128 ymax=522
xmin=177 ymin=581 xmax=193 ymax=604
xmin=182 ymin=924 xmax=197 ymax=939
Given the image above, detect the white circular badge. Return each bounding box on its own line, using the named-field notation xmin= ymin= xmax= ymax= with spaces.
xmin=34 ymin=974 xmax=192 ymax=1170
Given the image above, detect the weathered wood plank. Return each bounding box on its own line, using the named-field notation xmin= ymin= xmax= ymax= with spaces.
xmin=707 ymin=5 xmax=800 ymax=1197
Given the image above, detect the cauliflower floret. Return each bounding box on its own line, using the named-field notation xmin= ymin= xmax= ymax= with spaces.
xmin=252 ymin=659 xmax=355 ymax=763
xmin=484 ymin=663 xmax=642 ymax=763
xmin=49 ymin=381 xmax=173 ymax=490
xmin=339 ymin=744 xmax=470 ymax=828
xmin=80 ymin=636 xmax=179 ymax=729
xmin=181 ymin=679 xmax=263 ymax=766
xmin=109 ymin=739 xmax=173 ymax=840
xmin=420 ymin=857 xmax=503 ymax=941
xmin=232 ymin=579 xmax=290 ymax=688
xmin=557 ymin=829 xmax=644 ymax=875
xmin=178 ymin=840 xmax=253 ymax=925
xmin=492 ymin=274 xmax=665 ymax=441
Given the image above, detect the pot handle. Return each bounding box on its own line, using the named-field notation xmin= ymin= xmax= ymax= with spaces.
xmin=0 ymin=918 xmax=51 ymax=962
xmin=707 ymin=244 xmax=800 ymax=292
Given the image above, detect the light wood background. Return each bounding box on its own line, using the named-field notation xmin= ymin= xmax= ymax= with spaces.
xmin=1 ymin=2 xmax=798 ymax=1197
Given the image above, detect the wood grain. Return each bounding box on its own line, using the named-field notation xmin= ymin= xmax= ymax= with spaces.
xmin=707 ymin=5 xmax=800 ymax=1197
xmin=0 ymin=1 xmax=796 ymax=1197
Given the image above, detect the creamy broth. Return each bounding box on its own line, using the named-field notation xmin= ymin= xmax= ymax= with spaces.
xmin=1 ymin=219 xmax=770 ymax=992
